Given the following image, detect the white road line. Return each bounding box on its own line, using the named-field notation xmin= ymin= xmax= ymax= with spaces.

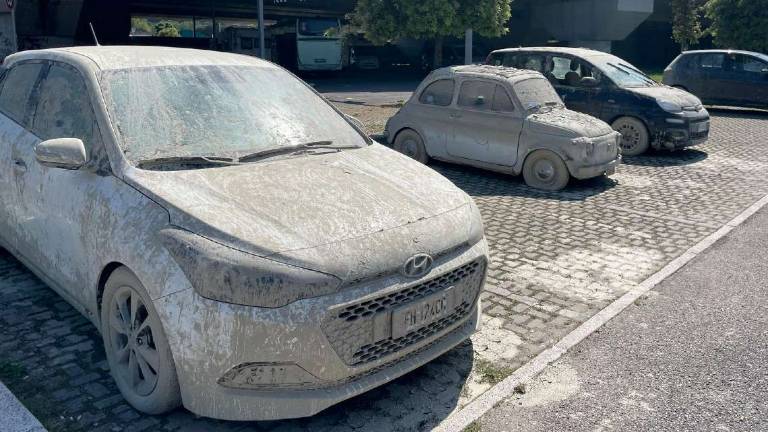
xmin=435 ymin=193 xmax=768 ymax=432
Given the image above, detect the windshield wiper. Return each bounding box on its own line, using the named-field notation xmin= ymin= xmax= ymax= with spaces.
xmin=237 ymin=140 xmax=359 ymax=163
xmin=136 ymin=155 xmax=239 ymax=168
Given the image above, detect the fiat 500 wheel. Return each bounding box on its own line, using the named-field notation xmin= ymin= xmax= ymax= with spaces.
xmin=393 ymin=129 xmax=429 ymax=164
xmin=522 ymin=149 xmax=570 ymax=191
xmin=101 ymin=267 xmax=181 ymax=415
xmin=612 ymin=116 xmax=650 ymax=156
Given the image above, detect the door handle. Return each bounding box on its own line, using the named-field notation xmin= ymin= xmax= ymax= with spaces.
xmin=13 ymin=158 xmax=27 ymax=173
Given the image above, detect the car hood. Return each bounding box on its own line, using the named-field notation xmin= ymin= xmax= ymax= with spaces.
xmin=124 ymin=144 xmax=473 ymax=275
xmin=527 ymin=107 xmax=614 ymax=138
xmin=625 ymin=85 xmax=702 ymax=108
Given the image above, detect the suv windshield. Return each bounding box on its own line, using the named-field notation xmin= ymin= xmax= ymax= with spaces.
xmin=515 ymin=77 xmax=563 ymax=110
xmin=590 ymin=56 xmax=657 ymax=88
xmin=100 ymin=65 xmax=365 ymax=163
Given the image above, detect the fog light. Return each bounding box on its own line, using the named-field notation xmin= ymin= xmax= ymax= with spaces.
xmin=218 ymin=363 xmax=319 ymax=389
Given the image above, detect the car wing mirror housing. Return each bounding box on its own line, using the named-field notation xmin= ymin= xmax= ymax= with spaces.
xmin=580 ymin=77 xmax=599 ymax=87
xmin=35 ymin=138 xmax=88 ymax=170
xmin=475 ymin=95 xmax=486 ymax=105
xmin=344 ymin=114 xmax=366 ymax=131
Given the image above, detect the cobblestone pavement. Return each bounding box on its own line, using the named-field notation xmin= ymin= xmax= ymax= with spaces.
xmin=1 ymin=110 xmax=767 ymax=431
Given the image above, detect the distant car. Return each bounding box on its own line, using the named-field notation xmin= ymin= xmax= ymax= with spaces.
xmin=663 ymin=50 xmax=768 ymax=109
xmin=0 ymin=46 xmax=488 ymax=421
xmin=385 ymin=65 xmax=621 ymax=191
xmin=487 ymin=47 xmax=710 ymax=156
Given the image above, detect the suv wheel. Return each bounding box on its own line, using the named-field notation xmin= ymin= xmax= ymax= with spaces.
xmin=612 ymin=117 xmax=650 ymax=156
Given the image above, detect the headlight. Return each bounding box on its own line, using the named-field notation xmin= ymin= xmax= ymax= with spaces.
xmin=571 ymin=136 xmax=595 ymax=158
xmin=657 ymin=99 xmax=683 ymax=113
xmin=467 ymin=199 xmax=485 ymax=246
xmin=160 ymin=228 xmax=341 ymax=308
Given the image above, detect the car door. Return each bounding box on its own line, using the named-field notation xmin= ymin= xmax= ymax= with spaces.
xmin=0 ymin=61 xmax=46 ymax=252
xmin=725 ymin=54 xmax=768 ymax=107
xmin=13 ymin=60 xmax=109 ymax=305
xmin=446 ymin=79 xmax=521 ymax=166
xmin=410 ymin=78 xmax=456 ymax=155
xmin=549 ymin=55 xmax=604 ymax=118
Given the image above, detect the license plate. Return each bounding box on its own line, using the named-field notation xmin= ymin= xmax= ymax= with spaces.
xmin=391 ymin=287 xmax=457 ymax=339
xmin=692 ymin=121 xmax=709 ymax=133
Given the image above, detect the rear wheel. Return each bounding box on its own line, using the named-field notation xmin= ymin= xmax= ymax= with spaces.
xmin=393 ymin=129 xmax=429 ymax=164
xmin=101 ymin=267 xmax=181 ymax=415
xmin=612 ymin=117 xmax=650 ymax=156
xmin=522 ymin=150 xmax=570 ymax=191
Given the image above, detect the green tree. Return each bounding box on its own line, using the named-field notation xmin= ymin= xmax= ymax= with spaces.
xmin=155 ymin=21 xmax=181 ymax=38
xmin=705 ymin=0 xmax=768 ymax=52
xmin=349 ymin=0 xmax=513 ymax=68
xmin=670 ymin=0 xmax=704 ymax=51
xmin=131 ymin=17 xmax=154 ymax=35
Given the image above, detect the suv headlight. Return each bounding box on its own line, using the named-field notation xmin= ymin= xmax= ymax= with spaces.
xmin=657 ymin=99 xmax=683 ymax=113
xmin=160 ymin=228 xmax=341 ymax=308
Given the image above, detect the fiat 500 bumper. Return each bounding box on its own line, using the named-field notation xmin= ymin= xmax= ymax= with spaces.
xmin=154 ymin=240 xmax=487 ymax=421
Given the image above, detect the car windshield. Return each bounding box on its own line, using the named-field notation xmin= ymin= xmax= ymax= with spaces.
xmin=298 ymin=18 xmax=340 ymax=37
xmin=590 ymin=56 xmax=657 ymax=88
xmin=100 ymin=65 xmax=365 ymax=163
xmin=514 ymin=77 xmax=564 ymax=111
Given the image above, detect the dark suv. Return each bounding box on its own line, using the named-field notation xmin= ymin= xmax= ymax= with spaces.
xmin=663 ymin=50 xmax=768 ymax=109
xmin=487 ymin=47 xmax=710 ymax=156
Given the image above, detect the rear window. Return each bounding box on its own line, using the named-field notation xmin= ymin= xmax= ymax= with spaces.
xmin=419 ymin=79 xmax=455 ymax=106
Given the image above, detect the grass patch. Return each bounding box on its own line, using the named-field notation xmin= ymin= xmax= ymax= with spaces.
xmin=463 ymin=421 xmax=482 ymax=432
xmin=0 ymin=360 xmax=26 ymax=381
xmin=475 ymin=359 xmax=515 ymax=385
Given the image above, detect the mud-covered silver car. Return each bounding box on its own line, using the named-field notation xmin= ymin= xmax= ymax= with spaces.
xmin=385 ymin=66 xmax=621 ymax=191
xmin=0 ymin=47 xmax=488 ymax=420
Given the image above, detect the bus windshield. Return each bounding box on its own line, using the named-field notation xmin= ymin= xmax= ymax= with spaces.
xmin=298 ymin=18 xmax=340 ymax=38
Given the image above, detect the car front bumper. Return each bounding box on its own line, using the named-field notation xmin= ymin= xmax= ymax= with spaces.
xmin=651 ymin=108 xmax=710 ymax=150
xmin=154 ymin=239 xmax=488 ymax=421
xmin=570 ymin=156 xmax=620 ymax=179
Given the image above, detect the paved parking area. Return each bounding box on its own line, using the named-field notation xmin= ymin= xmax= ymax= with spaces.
xmin=1 ymin=109 xmax=768 ymax=431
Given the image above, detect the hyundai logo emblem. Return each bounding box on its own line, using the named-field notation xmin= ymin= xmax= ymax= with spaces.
xmin=402 ymin=253 xmax=434 ymax=278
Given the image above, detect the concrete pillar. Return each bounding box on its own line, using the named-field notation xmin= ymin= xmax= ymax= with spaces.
xmin=0 ymin=6 xmax=16 ymax=61
xmin=571 ymin=40 xmax=612 ymax=53
xmin=464 ymin=28 xmax=473 ymax=65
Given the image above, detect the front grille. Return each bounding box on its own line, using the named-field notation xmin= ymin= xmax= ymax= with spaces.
xmin=322 ymin=258 xmax=485 ymax=366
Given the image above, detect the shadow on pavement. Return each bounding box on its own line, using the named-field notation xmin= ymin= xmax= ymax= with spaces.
xmin=431 ymin=160 xmax=618 ymax=202
xmin=621 ymin=148 xmax=709 ymax=167
xmin=706 ymin=106 xmax=768 ymax=119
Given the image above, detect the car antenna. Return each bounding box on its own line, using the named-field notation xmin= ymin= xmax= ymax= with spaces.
xmin=89 ymin=22 xmax=101 ymax=46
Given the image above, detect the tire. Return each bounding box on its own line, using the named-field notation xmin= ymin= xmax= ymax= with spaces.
xmin=522 ymin=149 xmax=570 ymax=191
xmin=393 ymin=129 xmax=429 ymax=164
xmin=101 ymin=267 xmax=181 ymax=415
xmin=612 ymin=117 xmax=650 ymax=156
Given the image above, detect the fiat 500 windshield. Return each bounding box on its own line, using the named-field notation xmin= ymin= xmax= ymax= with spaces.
xmin=100 ymin=65 xmax=366 ymax=164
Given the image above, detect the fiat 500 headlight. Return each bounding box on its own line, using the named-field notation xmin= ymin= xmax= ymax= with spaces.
xmin=160 ymin=228 xmax=341 ymax=308
xmin=657 ymin=99 xmax=683 ymax=114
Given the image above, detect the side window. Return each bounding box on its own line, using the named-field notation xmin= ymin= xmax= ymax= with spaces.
xmin=0 ymin=63 xmax=45 ymax=127
xmin=732 ymin=55 xmax=767 ymax=73
xmin=457 ymin=80 xmax=495 ymax=110
xmin=419 ymin=79 xmax=455 ymax=106
xmin=699 ymin=53 xmax=724 ymax=70
xmin=32 ymin=63 xmax=97 ymax=148
xmin=501 ymin=53 xmax=518 ymax=67
xmin=492 ymin=85 xmax=515 ymax=112
xmin=518 ymin=54 xmax=545 ymax=73
xmin=550 ymin=56 xmax=572 ymax=80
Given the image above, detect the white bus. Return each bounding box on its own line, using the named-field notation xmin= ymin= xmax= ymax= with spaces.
xmin=295 ymin=17 xmax=342 ymax=71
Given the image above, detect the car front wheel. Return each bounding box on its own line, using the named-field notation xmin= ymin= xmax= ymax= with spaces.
xmin=522 ymin=149 xmax=570 ymax=191
xmin=393 ymin=129 xmax=429 ymax=164
xmin=612 ymin=117 xmax=650 ymax=156
xmin=101 ymin=267 xmax=181 ymax=415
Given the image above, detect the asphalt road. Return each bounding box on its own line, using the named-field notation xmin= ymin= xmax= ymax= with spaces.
xmin=478 ymin=204 xmax=768 ymax=431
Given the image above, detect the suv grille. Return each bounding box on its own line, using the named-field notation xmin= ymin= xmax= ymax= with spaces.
xmin=322 ymin=258 xmax=485 ymax=366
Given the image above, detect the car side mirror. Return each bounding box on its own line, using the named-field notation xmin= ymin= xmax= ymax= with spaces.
xmin=580 ymin=77 xmax=599 ymax=88
xmin=344 ymin=114 xmax=365 ymax=131
xmin=35 ymin=138 xmax=88 ymax=170
xmin=475 ymin=95 xmax=486 ymax=106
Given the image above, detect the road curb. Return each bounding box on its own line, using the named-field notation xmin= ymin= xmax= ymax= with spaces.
xmin=0 ymin=380 xmax=47 ymax=432
xmin=435 ymin=193 xmax=768 ymax=432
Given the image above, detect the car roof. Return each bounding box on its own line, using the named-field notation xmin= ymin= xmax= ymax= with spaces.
xmin=431 ymin=64 xmax=543 ymax=84
xmin=3 ymin=46 xmax=276 ymax=71
xmin=679 ymin=49 xmax=768 ymax=60
xmin=490 ymin=46 xmax=616 ymax=60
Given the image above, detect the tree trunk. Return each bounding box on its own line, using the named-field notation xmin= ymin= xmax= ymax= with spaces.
xmin=433 ymin=35 xmax=443 ymax=69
